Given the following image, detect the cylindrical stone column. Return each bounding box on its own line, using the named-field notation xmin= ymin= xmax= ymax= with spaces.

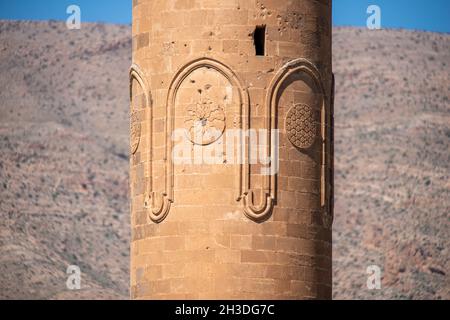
xmin=130 ymin=0 xmax=333 ymax=299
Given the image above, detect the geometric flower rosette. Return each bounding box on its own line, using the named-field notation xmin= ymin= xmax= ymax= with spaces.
xmin=285 ymin=103 xmax=316 ymax=149
xmin=184 ymin=95 xmax=226 ymax=146
xmin=130 ymin=110 xmax=141 ymax=154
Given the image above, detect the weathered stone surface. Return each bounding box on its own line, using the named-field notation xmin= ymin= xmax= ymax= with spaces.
xmin=131 ymin=0 xmax=333 ymax=299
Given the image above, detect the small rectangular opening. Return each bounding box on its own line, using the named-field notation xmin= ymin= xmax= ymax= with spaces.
xmin=254 ymin=25 xmax=266 ymax=56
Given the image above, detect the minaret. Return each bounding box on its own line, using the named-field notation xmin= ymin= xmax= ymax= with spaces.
xmin=130 ymin=0 xmax=333 ymax=299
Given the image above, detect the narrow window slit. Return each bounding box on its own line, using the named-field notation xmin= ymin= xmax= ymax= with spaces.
xmin=254 ymin=25 xmax=266 ymax=56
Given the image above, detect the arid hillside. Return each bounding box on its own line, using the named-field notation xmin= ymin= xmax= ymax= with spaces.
xmin=0 ymin=20 xmax=448 ymax=299
xmin=332 ymin=27 xmax=449 ymax=299
xmin=0 ymin=21 xmax=131 ymax=299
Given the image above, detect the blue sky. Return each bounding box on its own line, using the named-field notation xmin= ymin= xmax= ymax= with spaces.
xmin=0 ymin=0 xmax=449 ymax=33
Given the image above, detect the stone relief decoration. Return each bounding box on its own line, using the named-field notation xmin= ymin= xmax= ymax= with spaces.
xmin=285 ymin=103 xmax=317 ymax=149
xmin=131 ymin=57 xmax=332 ymax=225
xmin=129 ymin=73 xmax=143 ymax=155
xmin=184 ymin=87 xmax=226 ymax=145
xmin=130 ymin=64 xmax=172 ymax=223
xmin=168 ymin=58 xmax=279 ymax=223
xmin=165 ymin=57 xmax=248 ymax=222
xmin=130 ymin=110 xmax=141 ymax=154
xmin=268 ymin=58 xmax=331 ymax=225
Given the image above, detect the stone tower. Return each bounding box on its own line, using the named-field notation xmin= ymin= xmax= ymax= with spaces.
xmin=130 ymin=0 xmax=334 ymax=299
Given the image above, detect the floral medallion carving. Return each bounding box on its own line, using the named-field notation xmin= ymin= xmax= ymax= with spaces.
xmin=130 ymin=110 xmax=141 ymax=154
xmin=285 ymin=103 xmax=316 ymax=149
xmin=184 ymin=89 xmax=226 ymax=145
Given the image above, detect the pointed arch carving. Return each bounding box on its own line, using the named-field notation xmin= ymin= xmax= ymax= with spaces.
xmin=131 ymin=58 xmax=332 ymax=225
xmin=130 ymin=64 xmax=172 ymax=223
xmin=167 ymin=58 xmax=249 ymax=214
xmin=264 ymin=58 xmax=331 ymax=223
xmin=129 ymin=65 xmax=147 ymax=155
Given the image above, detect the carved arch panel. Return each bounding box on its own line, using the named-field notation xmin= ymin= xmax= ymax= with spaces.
xmin=130 ymin=64 xmax=172 ymax=223
xmin=131 ymin=58 xmax=332 ymax=225
xmin=167 ymin=58 xmax=249 ymax=212
xmin=130 ymin=66 xmax=145 ymax=155
xmin=266 ymin=58 xmax=332 ymax=224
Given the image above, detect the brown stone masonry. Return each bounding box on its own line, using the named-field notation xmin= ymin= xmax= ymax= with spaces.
xmin=130 ymin=0 xmax=333 ymax=299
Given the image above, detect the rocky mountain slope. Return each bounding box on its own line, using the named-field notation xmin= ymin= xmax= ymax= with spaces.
xmin=0 ymin=21 xmax=131 ymax=299
xmin=0 ymin=20 xmax=448 ymax=299
xmin=332 ymin=27 xmax=449 ymax=299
